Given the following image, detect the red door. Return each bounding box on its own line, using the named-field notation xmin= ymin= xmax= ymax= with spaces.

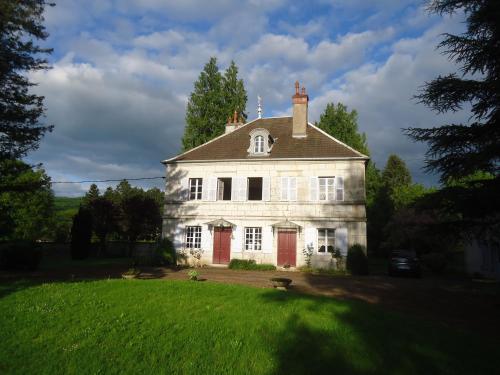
xmin=277 ymin=230 xmax=297 ymax=267
xmin=213 ymin=227 xmax=232 ymax=264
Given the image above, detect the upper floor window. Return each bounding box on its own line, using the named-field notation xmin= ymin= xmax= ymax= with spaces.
xmin=254 ymin=135 xmax=264 ymax=153
xmin=217 ymin=178 xmax=232 ymax=201
xmin=189 ymin=178 xmax=202 ymax=200
xmin=248 ymin=128 xmax=273 ymax=156
xmin=319 ymin=177 xmax=335 ymax=201
xmin=311 ymin=176 xmax=343 ymax=201
xmin=186 ymin=226 xmax=202 ymax=249
xmin=248 ymin=177 xmax=263 ymax=200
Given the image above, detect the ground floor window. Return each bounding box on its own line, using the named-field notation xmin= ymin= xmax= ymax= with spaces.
xmin=317 ymin=228 xmax=335 ymax=254
xmin=186 ymin=226 xmax=202 ymax=249
xmin=245 ymin=227 xmax=262 ymax=251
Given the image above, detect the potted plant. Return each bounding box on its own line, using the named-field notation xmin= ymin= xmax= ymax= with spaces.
xmin=270 ymin=277 xmax=292 ymax=290
xmin=122 ymin=268 xmax=140 ymax=279
xmin=188 ymin=270 xmax=199 ymax=281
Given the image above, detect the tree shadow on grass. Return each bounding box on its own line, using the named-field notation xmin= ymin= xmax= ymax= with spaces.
xmin=260 ymin=290 xmax=499 ymax=375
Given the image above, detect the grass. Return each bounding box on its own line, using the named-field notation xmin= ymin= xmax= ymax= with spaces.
xmin=0 ymin=280 xmax=498 ymax=375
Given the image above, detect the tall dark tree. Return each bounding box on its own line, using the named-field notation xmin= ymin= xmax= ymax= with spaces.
xmin=382 ymin=154 xmax=412 ymax=192
xmin=222 ymin=61 xmax=248 ymax=121
xmin=88 ymin=197 xmax=116 ymax=257
xmin=182 ymin=57 xmax=247 ymax=151
xmin=70 ymin=206 xmax=92 ymax=260
xmin=0 ymin=0 xmax=54 ymax=160
xmin=83 ymin=183 xmax=100 ymax=206
xmin=405 ymin=0 xmax=500 ymax=230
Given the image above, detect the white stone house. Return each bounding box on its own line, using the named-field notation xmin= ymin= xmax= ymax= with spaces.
xmin=162 ymin=83 xmax=369 ymax=268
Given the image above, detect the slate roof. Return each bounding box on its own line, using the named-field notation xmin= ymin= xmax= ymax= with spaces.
xmin=164 ymin=117 xmax=368 ymax=163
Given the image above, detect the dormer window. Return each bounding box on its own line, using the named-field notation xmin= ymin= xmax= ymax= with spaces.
xmin=254 ymin=135 xmax=264 ymax=153
xmin=248 ymin=128 xmax=273 ymax=156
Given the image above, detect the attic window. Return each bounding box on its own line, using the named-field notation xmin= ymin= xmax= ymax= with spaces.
xmin=254 ymin=135 xmax=264 ymax=153
xmin=248 ymin=128 xmax=273 ymax=156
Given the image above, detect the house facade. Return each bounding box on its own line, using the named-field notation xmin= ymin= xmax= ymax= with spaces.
xmin=162 ymin=83 xmax=368 ymax=268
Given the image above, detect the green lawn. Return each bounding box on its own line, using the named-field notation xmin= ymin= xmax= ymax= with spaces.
xmin=0 ymin=280 xmax=497 ymax=375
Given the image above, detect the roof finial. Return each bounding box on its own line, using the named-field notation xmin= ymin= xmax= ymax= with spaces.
xmin=257 ymin=95 xmax=262 ymax=119
xmin=295 ymin=81 xmax=300 ymax=95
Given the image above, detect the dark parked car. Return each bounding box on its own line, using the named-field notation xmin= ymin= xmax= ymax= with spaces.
xmin=388 ymin=249 xmax=421 ymax=277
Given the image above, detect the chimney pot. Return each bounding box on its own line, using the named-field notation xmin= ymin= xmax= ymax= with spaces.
xmin=295 ymin=81 xmax=300 ymax=95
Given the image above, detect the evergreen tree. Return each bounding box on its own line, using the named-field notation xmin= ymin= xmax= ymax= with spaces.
xmin=381 ymin=154 xmax=412 ymax=192
xmin=182 ymin=57 xmax=225 ymax=151
xmin=83 ymin=184 xmax=100 ymax=206
xmin=405 ymin=0 xmax=500 ymax=231
xmin=222 ymin=61 xmax=248 ymax=121
xmin=182 ymin=57 xmax=247 ymax=151
xmin=0 ymin=0 xmax=54 ymax=160
xmin=70 ymin=206 xmax=92 ymax=260
xmin=406 ymin=0 xmax=499 ymax=181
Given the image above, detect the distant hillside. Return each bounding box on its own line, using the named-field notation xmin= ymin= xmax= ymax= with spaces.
xmin=54 ymin=196 xmax=83 ymax=219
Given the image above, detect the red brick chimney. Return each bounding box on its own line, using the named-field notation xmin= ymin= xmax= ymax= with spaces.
xmin=292 ymin=81 xmax=308 ymax=138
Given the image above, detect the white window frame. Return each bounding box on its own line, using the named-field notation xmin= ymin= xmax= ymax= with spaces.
xmin=254 ymin=135 xmax=264 ymax=154
xmin=281 ymin=177 xmax=297 ymax=201
xmin=185 ymin=226 xmax=202 ymax=249
xmin=245 ymin=227 xmax=262 ymax=251
xmin=318 ymin=177 xmax=335 ymax=201
xmin=189 ymin=178 xmax=203 ymax=200
xmin=317 ymin=228 xmax=335 ymax=255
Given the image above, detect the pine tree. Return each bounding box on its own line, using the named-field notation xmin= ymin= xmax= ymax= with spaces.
xmin=382 ymin=155 xmax=412 ymax=192
xmin=406 ymin=0 xmax=499 ymax=181
xmin=0 ymin=0 xmax=54 ymax=160
xmin=182 ymin=57 xmax=247 ymax=151
xmin=316 ymin=103 xmax=369 ymax=155
xmin=405 ymin=0 xmax=500 ymax=230
xmin=182 ymin=57 xmax=225 ymax=151
xmin=83 ymin=184 xmax=100 ymax=206
xmin=222 ymin=61 xmax=248 ymax=121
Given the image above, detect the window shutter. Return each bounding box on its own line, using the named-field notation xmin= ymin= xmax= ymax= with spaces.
xmin=201 ymin=178 xmax=209 ymax=201
xmin=208 ymin=177 xmax=217 ymax=201
xmin=231 ymin=177 xmax=238 ymax=201
xmin=201 ymin=225 xmax=212 ymax=251
xmin=335 ymin=228 xmax=348 ymax=256
xmin=173 ymin=225 xmax=184 ymax=250
xmin=304 ymin=227 xmax=317 ymax=253
xmin=238 ymin=177 xmax=248 ymax=201
xmin=336 ymin=176 xmax=344 ymax=201
xmin=290 ymin=177 xmax=297 ymax=201
xmin=232 ymin=225 xmax=243 ymax=252
xmin=262 ymin=176 xmax=271 ymax=201
xmin=262 ymin=226 xmax=273 ymax=254
xmin=281 ymin=177 xmax=288 ymax=201
xmin=180 ymin=178 xmax=189 ymax=201
xmin=309 ymin=177 xmax=318 ymax=201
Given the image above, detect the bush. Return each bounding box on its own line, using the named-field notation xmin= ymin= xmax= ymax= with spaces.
xmin=70 ymin=207 xmax=92 ymax=260
xmin=153 ymin=238 xmax=176 ymax=266
xmin=0 ymin=241 xmax=42 ymax=271
xmin=346 ymin=244 xmax=369 ymax=275
xmin=422 ymin=252 xmax=448 ymax=274
xmin=228 ymin=259 xmax=276 ymax=271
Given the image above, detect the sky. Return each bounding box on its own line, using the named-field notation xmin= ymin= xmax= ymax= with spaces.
xmin=27 ymin=0 xmax=469 ymax=196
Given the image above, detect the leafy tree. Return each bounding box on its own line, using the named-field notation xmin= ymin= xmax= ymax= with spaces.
xmin=70 ymin=206 xmax=92 ymax=260
xmin=182 ymin=57 xmax=247 ymax=151
xmin=0 ymin=0 xmax=54 ymax=160
xmin=316 ymin=103 xmax=369 ymax=155
xmin=0 ymin=159 xmax=53 ymax=241
xmin=405 ymin=0 xmax=500 ymax=232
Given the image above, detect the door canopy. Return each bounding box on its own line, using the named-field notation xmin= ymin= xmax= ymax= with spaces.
xmin=204 ymin=218 xmax=235 ymax=229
